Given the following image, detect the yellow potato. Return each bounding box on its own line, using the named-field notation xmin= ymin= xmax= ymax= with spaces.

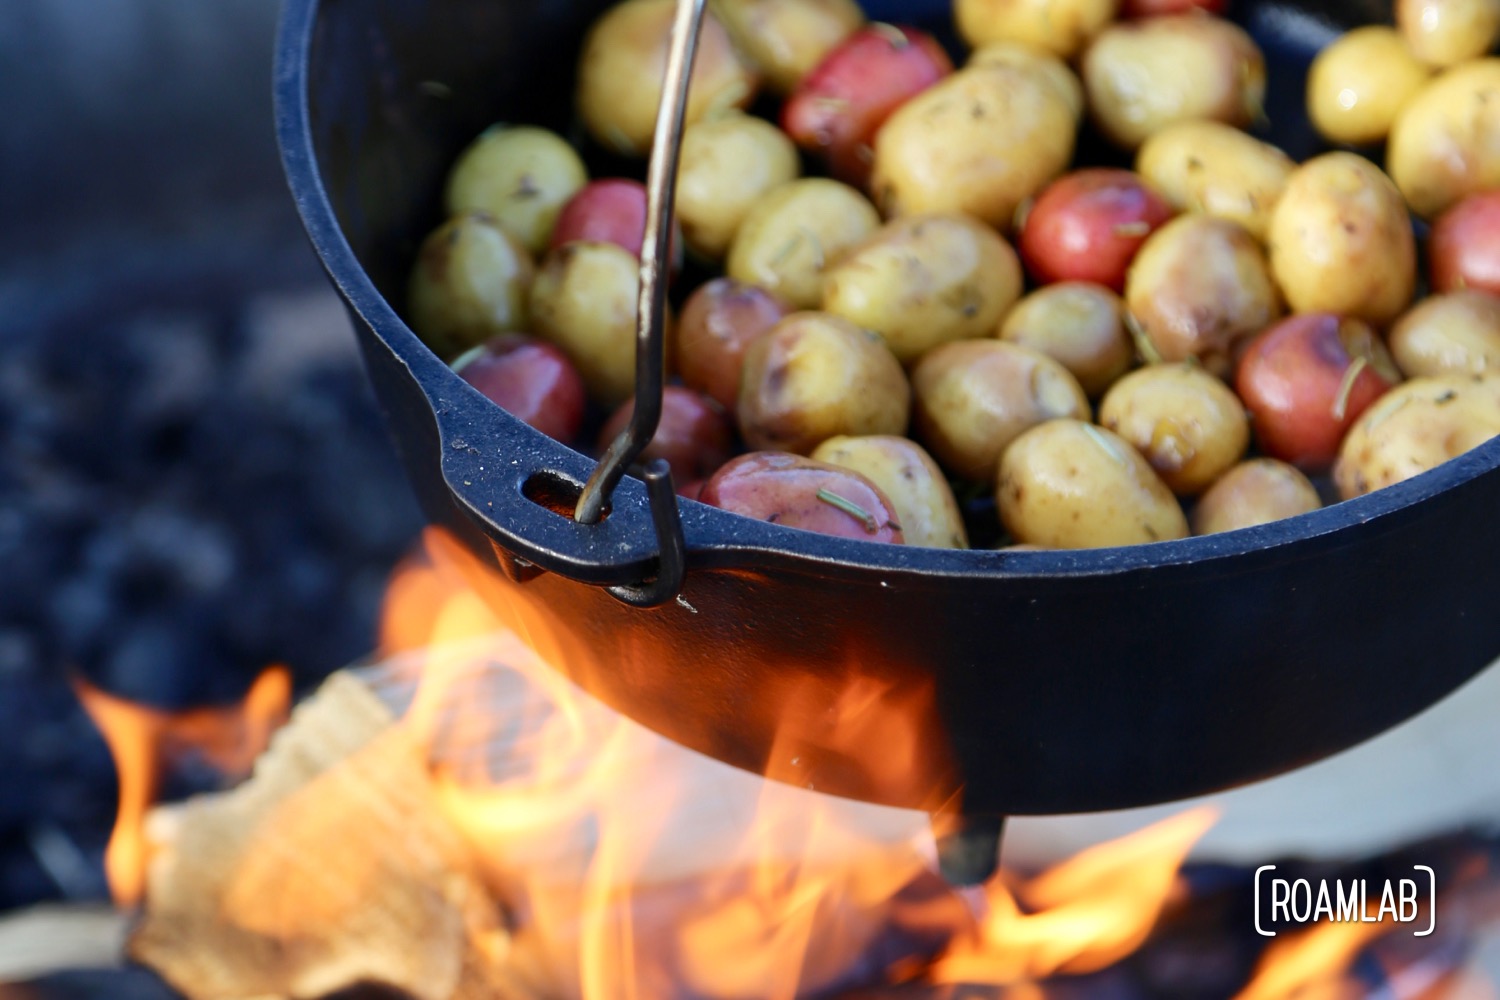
xmin=727 ymin=179 xmax=881 ymax=309
xmin=530 ymin=242 xmax=657 ymax=405
xmin=967 ymin=41 xmax=1085 ymax=121
xmin=822 ymin=214 xmax=1024 ymax=365
xmin=677 ymin=112 xmax=801 ymax=261
xmin=1125 ymin=215 xmax=1281 ymax=378
xmin=998 ymin=420 xmax=1189 ymax=548
xmin=577 ymin=0 xmax=758 ymax=157
xmin=811 ymin=436 xmax=970 ymax=548
xmin=712 ymin=0 xmax=865 ymax=94
xmin=911 ymin=340 xmax=1090 ymax=483
xmin=1098 ymin=363 xmax=1250 ymax=495
xmin=871 ymin=65 xmax=1077 ymax=230
xmin=1135 ymin=122 xmax=1294 ymax=242
xmin=956 ymin=0 xmax=1118 ymax=59
xmin=1397 ymin=0 xmax=1500 ymax=67
xmin=1191 ymin=459 xmax=1322 ymax=535
xmin=737 ymin=312 xmax=911 ymax=454
xmin=1267 ymin=152 xmax=1416 ymax=327
xmin=1306 ymin=27 xmax=1431 ymax=146
xmin=1389 ymin=291 xmax=1500 ymax=377
xmin=444 ymin=126 xmax=588 ymax=255
xmin=998 ymin=282 xmax=1133 ymax=397
xmin=1081 ymin=15 xmax=1266 ymax=150
xmin=1335 ymin=374 xmax=1500 ymax=498
xmin=406 ymin=214 xmax=534 ymax=359
xmin=1387 ymin=59 xmax=1500 ymax=219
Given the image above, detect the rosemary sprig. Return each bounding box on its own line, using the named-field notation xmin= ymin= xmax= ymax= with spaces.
xmin=816 ymin=488 xmax=880 ymax=534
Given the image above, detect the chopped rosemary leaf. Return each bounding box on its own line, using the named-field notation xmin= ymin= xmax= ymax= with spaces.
xmin=816 ymin=488 xmax=880 ymax=534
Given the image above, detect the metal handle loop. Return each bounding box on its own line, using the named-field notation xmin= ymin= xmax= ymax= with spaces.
xmin=606 ymin=460 xmax=688 ymax=608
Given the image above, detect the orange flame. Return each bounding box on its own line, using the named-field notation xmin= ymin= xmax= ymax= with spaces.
xmin=75 ymin=665 xmax=292 ymax=906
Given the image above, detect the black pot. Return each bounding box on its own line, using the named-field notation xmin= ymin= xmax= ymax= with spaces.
xmin=275 ymin=0 xmax=1500 ymax=816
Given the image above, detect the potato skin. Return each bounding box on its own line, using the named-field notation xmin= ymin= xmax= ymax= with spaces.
xmin=956 ymin=0 xmax=1119 ymax=59
xmin=1267 ymin=153 xmax=1416 ymax=327
xmin=1307 ymin=27 xmax=1430 ymax=146
xmin=1135 ymin=121 xmax=1294 ymax=242
xmin=822 ymin=214 xmax=1023 ymax=365
xmin=967 ymin=41 xmax=1085 ymax=121
xmin=677 ymin=112 xmax=801 ymax=261
xmin=676 ymin=278 xmax=793 ymax=410
xmin=599 ymin=387 xmax=735 ymax=485
xmin=1429 ymin=191 xmax=1500 ymax=296
xmin=871 ymin=65 xmax=1076 ymax=230
xmin=737 ymin=312 xmax=911 ymax=455
xmin=1098 ymin=363 xmax=1249 ymax=495
xmin=1017 ymin=168 xmax=1175 ymax=292
xmin=444 ymin=126 xmax=588 ymax=256
xmin=727 ymin=179 xmax=881 ymax=309
xmin=811 ymin=435 xmax=969 ymax=548
xmin=1397 ymin=0 xmax=1500 ymax=67
xmin=407 ymin=214 xmax=535 ymax=359
xmin=999 ymin=282 xmax=1134 ymax=397
xmin=1388 ymin=60 xmax=1500 ymax=220
xmin=1389 ymin=291 xmax=1500 ymax=377
xmin=701 ymin=451 xmax=905 ymax=541
xmin=911 ymin=340 xmax=1090 ymax=483
xmin=712 ymin=0 xmax=866 ymax=95
xmin=1335 ymin=374 xmax=1500 ymax=499
xmin=998 ymin=419 xmax=1189 ymax=548
xmin=454 ymin=335 xmax=586 ymax=444
xmin=1190 ymin=459 xmax=1322 ymax=535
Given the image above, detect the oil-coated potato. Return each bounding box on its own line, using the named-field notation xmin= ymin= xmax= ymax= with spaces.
xmin=1335 ymin=374 xmax=1500 ymax=498
xmin=598 ymin=387 xmax=735 ymax=485
xmin=967 ymin=41 xmax=1085 ymax=121
xmin=1390 ymin=291 xmax=1500 ymax=377
xmin=811 ymin=435 xmax=969 ymax=548
xmin=1397 ymin=0 xmax=1500 ymax=67
xmin=1098 ymin=363 xmax=1249 ymax=495
xmin=444 ymin=126 xmax=589 ymax=255
xmin=822 ymin=214 xmax=1024 ymax=364
xmin=1135 ymin=121 xmax=1294 ymax=242
xmin=1125 ymin=215 xmax=1281 ymax=378
xmin=454 ymin=335 xmax=586 ymax=444
xmin=1388 ymin=60 xmax=1500 ymax=219
xmin=1017 ymin=168 xmax=1175 ymax=292
xmin=1267 ymin=153 xmax=1416 ymax=327
xmin=999 ymin=282 xmax=1133 ymax=397
xmin=407 ymin=214 xmax=535 ymax=359
xmin=700 ymin=451 xmax=905 ymax=542
xmin=1082 ymin=16 xmax=1266 ymax=150
xmin=911 ymin=340 xmax=1090 ymax=483
xmin=577 ymin=0 xmax=758 ymax=157
xmin=871 ymin=65 xmax=1077 ymax=230
xmin=956 ymin=0 xmax=1119 ymax=59
xmin=998 ymin=420 xmax=1189 ymax=548
xmin=712 ymin=0 xmax=866 ymax=95
xmin=1190 ymin=459 xmax=1322 ymax=535
xmin=1431 ymin=192 xmax=1500 ymax=295
xmin=727 ymin=178 xmax=881 ymax=309
xmin=737 ymin=312 xmax=911 ymax=454
xmin=1306 ymin=27 xmax=1431 ymax=146
xmin=530 ymin=241 xmax=661 ymax=405
xmin=677 ymin=112 xmax=801 ymax=261
xmin=676 ymin=278 xmax=793 ymax=409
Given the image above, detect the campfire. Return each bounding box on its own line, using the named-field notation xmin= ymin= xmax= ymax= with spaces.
xmin=61 ymin=528 xmax=1500 ymax=1000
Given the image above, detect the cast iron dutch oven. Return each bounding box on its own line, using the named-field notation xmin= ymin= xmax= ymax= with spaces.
xmin=275 ymin=0 xmax=1500 ymax=818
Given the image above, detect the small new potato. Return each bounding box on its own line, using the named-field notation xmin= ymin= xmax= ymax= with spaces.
xmin=444 ymin=125 xmax=588 ymax=255
xmin=967 ymin=41 xmax=1085 ymax=121
xmin=1082 ymin=16 xmax=1266 ymax=150
xmin=1335 ymin=374 xmax=1500 ymax=498
xmin=677 ymin=112 xmax=801 ymax=261
xmin=1135 ymin=121 xmax=1294 ymax=242
xmin=454 ymin=335 xmax=586 ymax=444
xmin=1099 ymin=363 xmax=1249 ymax=495
xmin=1191 ymin=459 xmax=1322 ymax=535
xmin=577 ymin=0 xmax=757 ymax=156
xmin=1306 ymin=27 xmax=1431 ymax=146
xmin=1268 ymin=153 xmax=1416 ymax=327
xmin=676 ymin=278 xmax=792 ymax=409
xmin=911 ymin=340 xmax=1090 ymax=483
xmin=999 ymin=282 xmax=1133 ymax=397
xmin=956 ymin=0 xmax=1118 ymax=59
xmin=407 ymin=214 xmax=534 ymax=359
xmin=822 ymin=214 xmax=1024 ymax=365
xmin=1397 ymin=0 xmax=1500 ymax=67
xmin=599 ymin=387 xmax=735 ymax=485
xmin=1431 ymin=192 xmax=1500 ymax=295
xmin=1017 ymin=168 xmax=1175 ymax=292
xmin=1125 ymin=215 xmax=1281 ymax=378
xmin=812 ymin=435 xmax=969 ymax=548
xmin=998 ymin=420 xmax=1190 ymax=548
xmin=1389 ymin=291 xmax=1500 ymax=377
xmin=871 ymin=64 xmax=1076 ymax=230
xmin=712 ymin=0 xmax=866 ymax=95
xmin=737 ymin=312 xmax=911 ymax=454
xmin=727 ymin=179 xmax=881 ymax=309
xmin=1388 ymin=59 xmax=1500 ymax=219
xmin=701 ymin=451 xmax=905 ymax=542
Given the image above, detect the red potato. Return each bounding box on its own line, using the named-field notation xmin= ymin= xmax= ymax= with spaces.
xmin=675 ymin=278 xmax=793 ymax=410
xmin=1236 ymin=314 xmax=1402 ymax=471
xmin=453 ymin=335 xmax=587 ymax=444
xmin=1430 ymin=192 xmax=1500 ymax=296
xmin=549 ymin=179 xmax=683 ymax=270
xmin=597 ymin=387 xmax=736 ymax=485
xmin=699 ymin=451 xmax=906 ymax=542
xmin=782 ymin=24 xmax=953 ymax=188
xmin=1018 ymin=169 xmax=1174 ymax=292
xmin=1120 ymin=0 xmax=1227 ymax=15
